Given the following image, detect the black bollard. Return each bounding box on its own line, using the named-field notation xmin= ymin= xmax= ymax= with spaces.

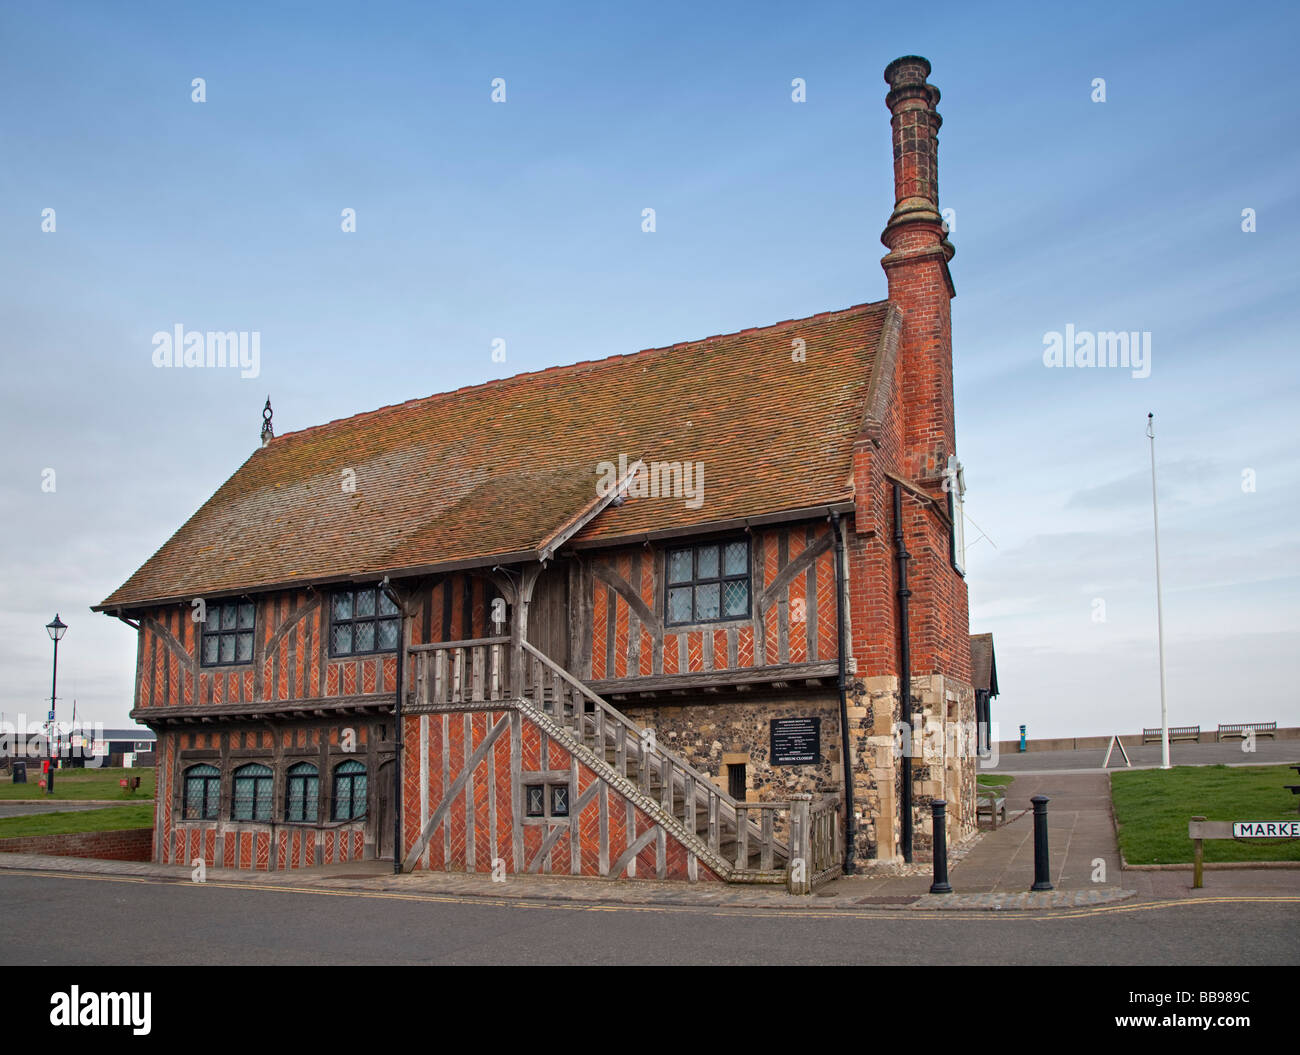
xmin=1030 ymin=794 xmax=1053 ymax=891
xmin=929 ymin=799 xmax=952 ymax=894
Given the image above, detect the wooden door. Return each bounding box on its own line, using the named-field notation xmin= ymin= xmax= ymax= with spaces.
xmin=375 ymin=759 xmax=394 ymax=860
xmin=525 ymin=562 xmax=571 ymax=667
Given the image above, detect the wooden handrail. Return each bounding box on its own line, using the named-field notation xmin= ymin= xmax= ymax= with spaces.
xmin=522 ymin=641 xmax=744 ymax=811
xmin=409 ymin=636 xmax=510 ymax=652
xmin=519 ymin=641 xmax=805 ymax=870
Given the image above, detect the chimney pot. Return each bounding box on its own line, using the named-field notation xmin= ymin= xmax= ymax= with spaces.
xmin=881 ymin=55 xmax=951 ymax=263
xmin=878 ymin=56 xmax=957 ymax=483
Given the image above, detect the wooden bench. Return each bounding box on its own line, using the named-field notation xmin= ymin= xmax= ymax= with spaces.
xmin=1216 ymin=721 xmax=1278 ymax=742
xmin=1142 ymin=725 xmax=1200 ymax=744
xmin=976 ymin=788 xmax=1007 ymax=830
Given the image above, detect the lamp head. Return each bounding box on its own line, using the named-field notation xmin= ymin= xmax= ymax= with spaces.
xmin=46 ymin=614 xmax=67 ymax=642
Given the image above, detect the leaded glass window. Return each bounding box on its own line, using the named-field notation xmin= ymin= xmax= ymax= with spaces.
xmin=200 ymin=600 xmax=255 ymax=667
xmin=525 ymin=785 xmax=544 ymax=817
xmin=285 ymin=762 xmax=319 ymax=823
xmin=332 ymin=760 xmax=367 ymax=821
xmin=183 ymin=764 xmax=220 ymax=820
xmin=329 ymin=586 xmax=399 ymax=657
xmin=665 ymin=539 xmax=750 ymax=625
xmin=232 ymin=762 xmax=272 ymax=821
xmin=946 ymin=455 xmax=967 ymax=576
xmin=550 ymin=785 xmax=569 ymax=817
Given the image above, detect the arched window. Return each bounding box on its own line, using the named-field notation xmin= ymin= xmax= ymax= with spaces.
xmin=183 ymin=764 xmax=220 ymax=820
xmin=232 ymin=763 xmax=273 ymax=821
xmin=285 ymin=762 xmax=319 ymax=823
xmin=332 ymin=760 xmax=367 ymax=821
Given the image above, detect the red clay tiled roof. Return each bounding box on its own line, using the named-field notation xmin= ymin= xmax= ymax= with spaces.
xmin=97 ymin=301 xmax=892 ymax=610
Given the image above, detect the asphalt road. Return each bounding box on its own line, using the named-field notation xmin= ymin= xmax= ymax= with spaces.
xmin=1 ymin=871 xmax=1295 ymax=966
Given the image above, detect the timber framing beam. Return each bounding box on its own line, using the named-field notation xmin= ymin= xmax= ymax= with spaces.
xmin=586 ymin=659 xmax=848 ymax=699
xmin=132 ymin=694 xmax=396 ymax=727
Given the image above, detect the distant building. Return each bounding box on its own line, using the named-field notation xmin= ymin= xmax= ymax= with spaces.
xmin=94 ymin=728 xmax=158 ymax=766
xmin=0 ymin=725 xmax=154 ymax=768
xmin=970 ymin=634 xmax=999 ymax=754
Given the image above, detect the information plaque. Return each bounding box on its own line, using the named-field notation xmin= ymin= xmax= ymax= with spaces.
xmin=770 ymin=717 xmax=821 ymax=765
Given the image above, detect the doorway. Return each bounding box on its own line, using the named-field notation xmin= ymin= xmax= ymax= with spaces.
xmin=525 ymin=561 xmax=571 ymax=667
xmin=375 ymin=758 xmax=395 ymax=860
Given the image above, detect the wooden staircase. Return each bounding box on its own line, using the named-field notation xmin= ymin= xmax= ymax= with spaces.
xmin=408 ymin=636 xmax=843 ymax=889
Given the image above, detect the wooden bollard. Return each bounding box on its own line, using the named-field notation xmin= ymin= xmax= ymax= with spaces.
xmin=1191 ymin=814 xmax=1206 ymax=889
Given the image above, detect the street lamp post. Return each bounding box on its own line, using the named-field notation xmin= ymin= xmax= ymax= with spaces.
xmin=45 ymin=615 xmax=67 ymax=795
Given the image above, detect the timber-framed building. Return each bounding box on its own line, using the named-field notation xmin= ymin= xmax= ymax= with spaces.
xmin=95 ymin=56 xmax=980 ymax=891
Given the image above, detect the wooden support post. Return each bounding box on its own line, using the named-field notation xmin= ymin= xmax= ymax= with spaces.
xmin=1191 ymin=814 xmax=1205 ymax=889
xmin=788 ymin=794 xmax=812 ymax=895
xmin=511 ymin=564 xmax=544 ymax=699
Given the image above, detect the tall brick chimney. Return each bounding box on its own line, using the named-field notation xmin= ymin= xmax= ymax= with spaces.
xmin=881 ymin=56 xmax=956 ymax=484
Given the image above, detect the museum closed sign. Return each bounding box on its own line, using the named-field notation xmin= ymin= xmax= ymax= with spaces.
xmin=770 ymin=717 xmax=820 ymax=766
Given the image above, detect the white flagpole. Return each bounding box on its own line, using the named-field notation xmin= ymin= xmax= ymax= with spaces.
xmin=1147 ymin=413 xmax=1171 ymax=770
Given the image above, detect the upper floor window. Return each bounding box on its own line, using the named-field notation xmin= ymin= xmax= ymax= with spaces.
xmin=666 ymin=539 xmax=750 ymax=625
xmin=182 ymin=763 xmax=220 ymax=820
xmin=285 ymin=762 xmax=319 ymax=823
xmin=330 ymin=586 xmax=399 ymax=657
xmin=332 ymin=760 xmax=367 ymax=820
xmin=232 ymin=762 xmax=273 ymax=821
xmin=201 ymin=600 xmax=255 ymax=666
xmin=945 ymin=455 xmax=967 ymax=576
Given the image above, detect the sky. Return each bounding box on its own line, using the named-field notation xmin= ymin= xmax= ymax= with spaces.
xmin=1 ymin=0 xmax=1297 ymax=740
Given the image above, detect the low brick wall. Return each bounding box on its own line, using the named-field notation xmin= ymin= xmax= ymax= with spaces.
xmin=0 ymin=828 xmax=153 ymax=862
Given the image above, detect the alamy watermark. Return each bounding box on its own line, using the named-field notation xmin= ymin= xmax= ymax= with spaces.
xmin=152 ymin=325 xmax=260 ymax=379
xmin=1042 ymin=325 xmax=1150 ymax=379
xmin=1 ymin=715 xmax=108 ymax=767
xmin=50 ymin=987 xmax=150 ymax=1035
xmin=894 ymin=719 xmax=1000 ymax=768
xmin=596 ymin=453 xmax=704 ymax=510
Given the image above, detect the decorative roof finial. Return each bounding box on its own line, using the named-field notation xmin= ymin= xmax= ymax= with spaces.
xmin=261 ymin=397 xmax=274 ymax=447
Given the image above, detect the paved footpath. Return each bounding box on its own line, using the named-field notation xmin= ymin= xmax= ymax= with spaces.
xmin=818 ymin=771 xmax=1130 ymax=907
xmin=0 ymin=800 xmax=127 ymax=818
xmin=0 ymin=852 xmax=1136 ymax=911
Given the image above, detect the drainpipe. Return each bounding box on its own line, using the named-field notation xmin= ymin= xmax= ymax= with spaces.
xmin=893 ymin=483 xmax=913 ymax=863
xmin=830 ymin=511 xmax=856 ymax=874
xmin=381 ymin=579 xmax=405 ymax=875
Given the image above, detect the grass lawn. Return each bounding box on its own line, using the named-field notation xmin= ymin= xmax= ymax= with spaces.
xmin=0 ymin=804 xmax=154 ymax=838
xmin=0 ymin=766 xmax=154 ymax=801
xmin=977 ymin=773 xmax=1015 ymax=787
xmin=1111 ymin=764 xmax=1300 ymax=864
